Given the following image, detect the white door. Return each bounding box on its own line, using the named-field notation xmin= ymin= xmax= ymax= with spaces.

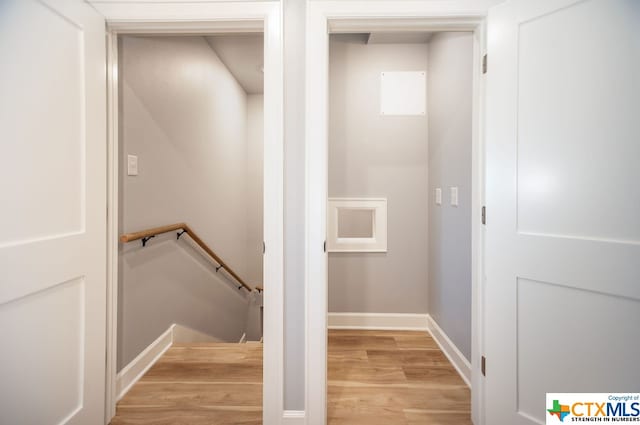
xmin=485 ymin=0 xmax=640 ymax=424
xmin=0 ymin=0 xmax=107 ymax=424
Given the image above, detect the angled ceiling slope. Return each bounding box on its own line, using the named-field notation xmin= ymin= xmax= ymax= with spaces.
xmin=367 ymin=32 xmax=434 ymax=44
xmin=206 ymin=34 xmax=264 ymax=95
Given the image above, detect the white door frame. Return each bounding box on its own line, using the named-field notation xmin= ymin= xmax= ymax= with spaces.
xmin=98 ymin=2 xmax=283 ymax=424
xmin=305 ymin=2 xmax=487 ymax=424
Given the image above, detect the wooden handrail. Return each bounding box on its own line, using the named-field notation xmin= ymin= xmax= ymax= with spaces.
xmin=120 ymin=223 xmax=254 ymax=292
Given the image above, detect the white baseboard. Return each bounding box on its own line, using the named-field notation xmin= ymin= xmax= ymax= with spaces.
xmin=426 ymin=314 xmax=471 ymax=387
xmin=116 ymin=324 xmax=175 ymax=400
xmin=328 ymin=312 xmax=429 ymax=331
xmin=282 ymin=410 xmax=306 ymax=424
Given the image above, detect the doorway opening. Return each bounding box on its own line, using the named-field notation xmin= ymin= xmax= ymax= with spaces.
xmin=325 ymin=30 xmax=476 ymax=424
xmin=112 ymin=32 xmax=264 ymax=423
xmin=104 ymin=9 xmax=284 ymax=420
xmin=304 ymin=7 xmax=485 ymax=423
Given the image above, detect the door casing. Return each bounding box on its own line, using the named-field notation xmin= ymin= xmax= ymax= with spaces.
xmin=99 ymin=2 xmax=284 ymax=424
xmin=305 ymin=2 xmax=488 ymax=424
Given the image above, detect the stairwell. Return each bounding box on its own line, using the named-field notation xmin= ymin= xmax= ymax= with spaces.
xmin=116 ymin=223 xmax=264 ymax=412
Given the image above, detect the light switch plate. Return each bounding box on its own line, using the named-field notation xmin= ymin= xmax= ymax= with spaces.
xmin=450 ymin=187 xmax=458 ymax=207
xmin=127 ymin=155 xmax=138 ymax=176
xmin=435 ymin=188 xmax=442 ymax=205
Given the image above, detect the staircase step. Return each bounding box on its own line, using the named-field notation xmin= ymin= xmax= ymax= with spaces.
xmin=159 ymin=343 xmax=262 ymax=364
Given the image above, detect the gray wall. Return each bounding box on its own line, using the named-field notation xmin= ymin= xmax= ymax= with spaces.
xmin=118 ymin=36 xmax=262 ymax=370
xmin=246 ymin=94 xmax=264 ymax=287
xmin=427 ymin=32 xmax=474 ymax=361
xmin=328 ymin=35 xmax=430 ymax=314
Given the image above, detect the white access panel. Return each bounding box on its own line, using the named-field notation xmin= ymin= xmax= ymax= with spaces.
xmin=380 ymin=71 xmax=426 ymax=116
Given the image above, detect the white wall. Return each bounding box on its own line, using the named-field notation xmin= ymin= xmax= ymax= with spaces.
xmin=427 ymin=32 xmax=474 ymax=361
xmin=118 ymin=36 xmax=261 ymax=370
xmin=328 ymin=35 xmax=430 ymax=314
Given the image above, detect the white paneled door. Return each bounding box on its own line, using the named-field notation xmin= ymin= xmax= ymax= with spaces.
xmin=485 ymin=0 xmax=640 ymax=424
xmin=0 ymin=0 xmax=107 ymax=424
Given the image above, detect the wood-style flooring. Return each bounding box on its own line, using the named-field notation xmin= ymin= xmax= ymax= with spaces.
xmin=110 ymin=343 xmax=263 ymax=425
xmin=328 ymin=330 xmax=471 ymax=425
xmin=111 ymin=330 xmax=470 ymax=424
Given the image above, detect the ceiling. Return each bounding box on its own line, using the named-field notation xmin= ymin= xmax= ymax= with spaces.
xmin=205 ymin=34 xmax=264 ymax=95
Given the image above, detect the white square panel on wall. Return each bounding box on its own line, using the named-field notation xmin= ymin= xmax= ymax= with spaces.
xmin=380 ymin=71 xmax=426 ymax=116
xmin=327 ymin=198 xmax=387 ymax=252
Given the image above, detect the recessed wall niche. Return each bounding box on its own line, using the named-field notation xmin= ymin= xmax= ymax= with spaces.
xmin=327 ymin=198 xmax=387 ymax=252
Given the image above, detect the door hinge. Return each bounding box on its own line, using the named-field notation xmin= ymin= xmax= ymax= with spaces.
xmin=481 ymin=356 xmax=486 ymax=376
xmin=482 ymin=54 xmax=488 ymax=74
xmin=263 ymin=241 xmax=266 ymax=254
xmin=481 ymin=206 xmax=486 ymax=225
xmin=323 ymin=240 xmax=327 ymax=253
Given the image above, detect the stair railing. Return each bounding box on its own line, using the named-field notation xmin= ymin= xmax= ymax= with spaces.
xmin=120 ymin=222 xmax=255 ymax=292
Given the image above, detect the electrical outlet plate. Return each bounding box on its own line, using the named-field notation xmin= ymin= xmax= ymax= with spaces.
xmin=450 ymin=187 xmax=458 ymax=207
xmin=127 ymin=155 xmax=138 ymax=176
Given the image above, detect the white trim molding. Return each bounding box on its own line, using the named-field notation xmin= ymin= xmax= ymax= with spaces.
xmin=327 ymin=198 xmax=387 ymax=253
xmin=105 ymin=28 xmax=120 ymax=423
xmin=116 ymin=325 xmax=175 ymax=401
xmin=328 ymin=313 xmax=429 ymax=331
xmin=469 ymin=20 xmax=487 ymax=425
xmin=426 ymin=314 xmax=471 ymax=388
xmin=282 ymin=410 xmax=306 ymax=425
xmin=306 ymin=3 xmax=487 ymax=425
xmin=103 ymin=4 xmax=284 ymax=425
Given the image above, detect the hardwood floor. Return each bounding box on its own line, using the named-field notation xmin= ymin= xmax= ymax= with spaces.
xmin=110 ymin=343 xmax=263 ymax=425
xmin=111 ymin=331 xmax=470 ymax=424
xmin=328 ymin=330 xmax=471 ymax=425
